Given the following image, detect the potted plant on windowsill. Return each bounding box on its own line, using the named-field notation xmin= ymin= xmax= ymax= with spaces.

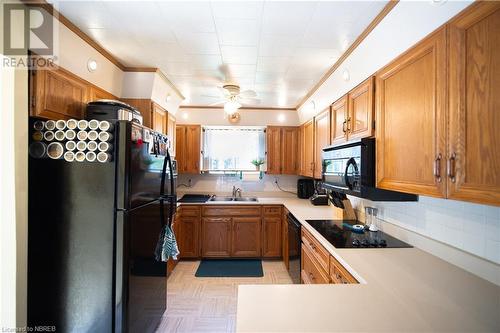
xmin=251 ymin=159 xmax=265 ymax=171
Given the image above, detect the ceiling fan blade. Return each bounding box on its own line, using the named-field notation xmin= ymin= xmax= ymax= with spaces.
xmin=217 ymin=86 xmax=231 ymax=97
xmin=239 ymin=97 xmax=261 ymax=105
xmin=208 ymin=100 xmax=226 ymax=106
xmin=239 ymin=90 xmax=257 ymax=98
xmin=201 ymin=94 xmax=224 ymax=99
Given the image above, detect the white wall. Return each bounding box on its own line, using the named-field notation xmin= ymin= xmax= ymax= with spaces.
xmin=0 ymin=48 xmax=29 ymax=333
xmin=177 ymin=108 xmax=299 ymax=126
xmin=298 ymin=0 xmax=473 ymax=122
xmin=56 ymin=18 xmax=124 ymax=96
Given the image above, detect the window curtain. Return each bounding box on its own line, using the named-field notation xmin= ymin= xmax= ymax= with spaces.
xmin=202 ymin=127 xmax=266 ymax=171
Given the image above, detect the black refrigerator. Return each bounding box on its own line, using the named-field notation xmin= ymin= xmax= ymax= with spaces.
xmin=28 ymin=120 xmax=177 ymax=332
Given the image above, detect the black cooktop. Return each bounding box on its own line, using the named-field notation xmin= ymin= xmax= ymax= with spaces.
xmin=306 ymin=219 xmax=412 ymax=249
xmin=177 ymin=194 xmax=212 ymax=203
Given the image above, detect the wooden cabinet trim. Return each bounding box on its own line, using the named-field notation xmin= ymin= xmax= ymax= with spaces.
xmin=202 ymin=206 xmax=262 ymax=217
xmin=301 ymin=228 xmax=330 ymax=273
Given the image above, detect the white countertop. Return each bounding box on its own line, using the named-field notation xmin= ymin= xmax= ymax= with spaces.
xmin=176 ymin=194 xmax=500 ymax=332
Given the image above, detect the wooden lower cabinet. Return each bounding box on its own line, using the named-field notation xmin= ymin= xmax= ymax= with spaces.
xmin=201 ymin=217 xmax=232 ymax=257
xmin=329 ymin=256 xmax=358 ymax=284
xmin=231 ymin=217 xmax=261 ymax=257
xmin=262 ymin=217 xmax=282 ymax=258
xmin=178 ymin=206 xmax=201 ymax=259
xmin=301 ymin=244 xmax=330 ymax=284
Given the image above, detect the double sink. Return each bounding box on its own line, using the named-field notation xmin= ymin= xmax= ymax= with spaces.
xmin=209 ymin=196 xmax=258 ymax=202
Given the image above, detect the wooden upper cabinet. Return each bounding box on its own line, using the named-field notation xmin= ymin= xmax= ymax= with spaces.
xmin=298 ymin=124 xmax=305 ymax=176
xmin=348 ymin=76 xmax=374 ymax=141
xmin=201 ymin=217 xmax=231 ymax=257
xmin=266 ymin=126 xmax=299 ymax=175
xmin=30 ymin=67 xmax=88 ymax=120
xmin=331 ymin=95 xmax=348 ymax=145
xmin=281 ymin=127 xmax=299 ymax=174
xmin=231 ymin=217 xmax=261 ymax=257
xmin=447 ymin=2 xmax=500 ymax=206
xmin=167 ymin=113 xmax=176 ymax=156
xmin=88 ymin=85 xmax=116 ymax=102
xmin=266 ymin=126 xmax=282 ymax=174
xmin=376 ymin=27 xmax=447 ymax=198
xmin=152 ymin=102 xmax=168 ymax=134
xmin=314 ymin=108 xmax=331 ymax=179
xmin=176 ymin=125 xmax=201 ymax=174
xmin=302 ymin=119 xmax=315 ymax=178
xmin=185 ymin=125 xmax=201 ymax=173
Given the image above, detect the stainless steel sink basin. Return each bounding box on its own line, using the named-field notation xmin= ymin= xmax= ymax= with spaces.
xmin=233 ymin=197 xmax=258 ymax=202
xmin=209 ymin=196 xmax=234 ymax=201
xmin=208 ymin=196 xmax=258 ymax=202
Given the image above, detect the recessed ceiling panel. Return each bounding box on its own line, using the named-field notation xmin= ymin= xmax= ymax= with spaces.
xmin=53 ymin=0 xmax=389 ymax=108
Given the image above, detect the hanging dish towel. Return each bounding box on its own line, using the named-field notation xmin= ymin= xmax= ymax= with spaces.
xmin=161 ymin=225 xmax=180 ymax=262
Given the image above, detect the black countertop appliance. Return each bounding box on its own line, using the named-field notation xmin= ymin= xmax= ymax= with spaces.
xmin=28 ymin=120 xmax=176 ymax=332
xmin=297 ymin=178 xmax=314 ymax=199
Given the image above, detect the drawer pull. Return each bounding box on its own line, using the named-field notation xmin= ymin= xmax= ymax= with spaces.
xmin=434 ymin=153 xmax=442 ymax=183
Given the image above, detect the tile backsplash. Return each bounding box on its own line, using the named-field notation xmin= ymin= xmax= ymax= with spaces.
xmin=177 ymin=173 xmax=299 ymax=196
xmin=349 ymin=195 xmax=500 ymax=265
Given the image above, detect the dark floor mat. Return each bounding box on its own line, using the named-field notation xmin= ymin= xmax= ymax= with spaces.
xmin=195 ymin=259 xmax=263 ymax=277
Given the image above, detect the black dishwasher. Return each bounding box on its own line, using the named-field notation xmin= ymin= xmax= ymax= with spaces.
xmin=287 ymin=213 xmax=301 ymax=284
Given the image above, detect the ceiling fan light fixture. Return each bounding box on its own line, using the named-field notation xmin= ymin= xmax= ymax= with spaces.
xmin=224 ymin=100 xmax=241 ymax=115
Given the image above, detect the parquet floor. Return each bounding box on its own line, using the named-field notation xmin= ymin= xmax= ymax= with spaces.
xmin=156 ymin=260 xmax=292 ymax=333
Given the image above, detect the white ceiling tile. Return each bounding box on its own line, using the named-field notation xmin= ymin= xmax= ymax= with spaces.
xmin=259 ymin=34 xmax=298 ymax=57
xmin=262 ymin=1 xmax=317 ymax=36
xmin=226 ymin=64 xmax=256 ymax=78
xmin=156 ymin=2 xmax=215 ymax=33
xmin=216 ymin=19 xmax=260 ymax=46
xmin=56 ymin=1 xmax=388 ymax=108
xmin=257 ymin=57 xmax=291 ymax=73
xmin=175 ymin=32 xmax=220 ymax=55
xmin=211 ymin=1 xmax=263 ymax=20
xmin=221 ymin=46 xmax=258 ymax=65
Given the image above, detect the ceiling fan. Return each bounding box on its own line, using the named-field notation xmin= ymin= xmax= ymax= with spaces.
xmin=200 ymin=65 xmax=261 ymax=114
xmin=209 ymin=84 xmax=260 ymax=114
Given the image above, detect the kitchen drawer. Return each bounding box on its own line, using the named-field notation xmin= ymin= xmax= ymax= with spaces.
xmin=329 ymin=256 xmax=358 ymax=284
xmin=263 ymin=205 xmax=282 ymax=216
xmin=301 ymin=228 xmax=330 ymax=273
xmin=181 ymin=205 xmax=201 ymax=217
xmin=301 ymin=244 xmax=330 ymax=284
xmin=202 ymin=205 xmax=262 ymax=217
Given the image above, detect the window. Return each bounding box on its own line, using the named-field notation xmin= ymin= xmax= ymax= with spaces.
xmin=202 ymin=127 xmax=266 ymax=171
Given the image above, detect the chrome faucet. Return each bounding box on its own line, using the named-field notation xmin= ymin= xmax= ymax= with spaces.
xmin=232 ymin=186 xmax=242 ymax=198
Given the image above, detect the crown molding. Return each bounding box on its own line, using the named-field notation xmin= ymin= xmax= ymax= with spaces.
xmin=179 ymin=105 xmax=296 ymax=111
xmin=295 ymin=0 xmax=399 ymax=110
xmin=22 ymin=0 xmax=185 ymax=100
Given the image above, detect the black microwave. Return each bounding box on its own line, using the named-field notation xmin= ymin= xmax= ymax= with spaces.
xmin=322 ymin=138 xmax=417 ymax=201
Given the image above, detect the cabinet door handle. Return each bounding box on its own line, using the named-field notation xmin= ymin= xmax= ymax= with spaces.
xmin=310 ymin=162 xmax=314 ymax=171
xmin=434 ymin=153 xmax=442 ymax=183
xmin=447 ymin=153 xmax=456 ymax=183
xmin=342 ymin=120 xmax=347 ymax=133
xmin=309 ymin=272 xmax=315 ymax=281
xmin=346 ymin=117 xmax=351 ymax=132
